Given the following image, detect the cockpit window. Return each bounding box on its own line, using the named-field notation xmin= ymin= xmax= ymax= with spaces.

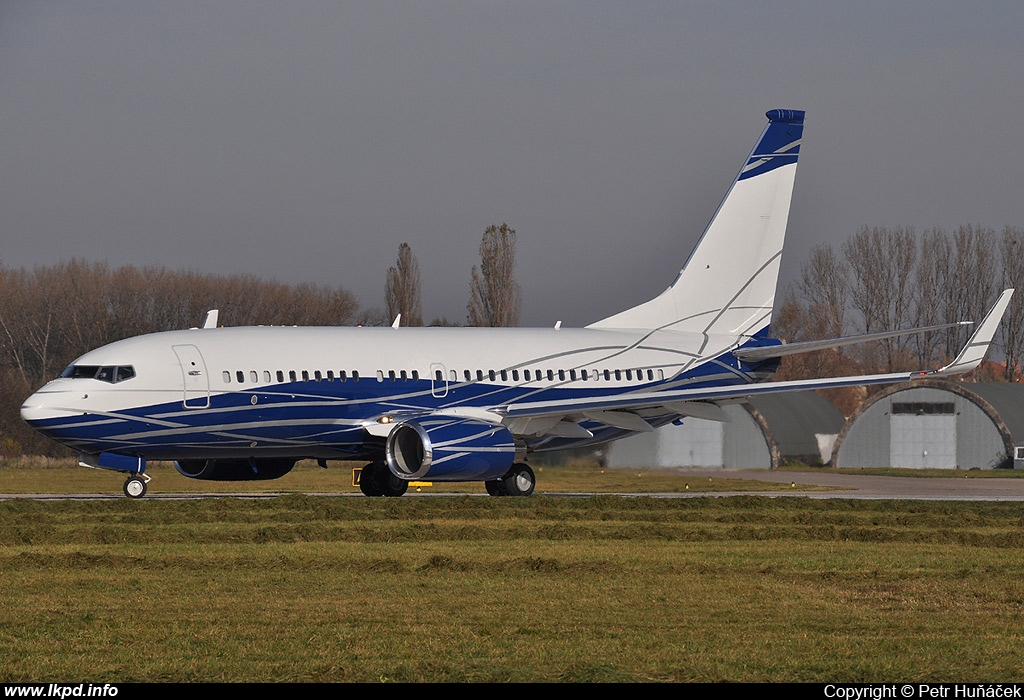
xmin=60 ymin=364 xmax=136 ymax=384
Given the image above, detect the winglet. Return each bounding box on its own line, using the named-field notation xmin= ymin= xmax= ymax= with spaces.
xmin=930 ymin=289 xmax=1014 ymax=377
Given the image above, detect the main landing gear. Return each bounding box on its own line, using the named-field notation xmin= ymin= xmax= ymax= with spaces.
xmin=359 ymin=461 xmax=409 ymax=497
xmin=357 ymin=461 xmax=536 ymax=497
xmin=485 ymin=463 xmax=536 ymax=497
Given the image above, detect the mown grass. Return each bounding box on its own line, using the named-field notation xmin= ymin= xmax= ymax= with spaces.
xmin=2 ymin=496 xmax=1024 ymax=682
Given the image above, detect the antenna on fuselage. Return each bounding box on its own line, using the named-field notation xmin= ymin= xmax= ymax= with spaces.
xmin=201 ymin=309 xmax=220 ymax=329
xmin=391 ymin=314 xmax=402 ymax=329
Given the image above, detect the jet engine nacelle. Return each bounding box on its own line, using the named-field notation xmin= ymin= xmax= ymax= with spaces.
xmin=174 ymin=457 xmax=297 ymax=481
xmin=385 ymin=416 xmax=516 ymax=481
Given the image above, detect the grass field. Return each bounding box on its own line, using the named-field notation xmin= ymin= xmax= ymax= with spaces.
xmin=2 ymin=489 xmax=1024 ymax=682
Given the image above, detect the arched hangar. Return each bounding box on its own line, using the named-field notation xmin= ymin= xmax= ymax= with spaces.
xmin=832 ymin=380 xmax=1024 ymax=469
xmin=605 ymin=391 xmax=844 ymax=469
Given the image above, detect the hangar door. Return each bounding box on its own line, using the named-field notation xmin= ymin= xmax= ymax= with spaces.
xmin=889 ymin=401 xmax=956 ymax=469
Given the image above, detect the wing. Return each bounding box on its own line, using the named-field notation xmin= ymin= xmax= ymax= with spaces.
xmin=499 ymin=289 xmax=1014 ymax=433
xmin=733 ymin=321 xmax=972 ymax=362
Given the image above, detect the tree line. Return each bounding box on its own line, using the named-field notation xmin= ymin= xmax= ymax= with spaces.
xmin=773 ymin=224 xmax=1024 ymax=413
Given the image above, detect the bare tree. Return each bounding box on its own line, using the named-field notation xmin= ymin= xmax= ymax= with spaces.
xmin=467 ymin=223 xmax=521 ymax=327
xmin=385 ymin=242 xmax=423 ymax=326
xmin=943 ymin=225 xmax=998 ymax=360
xmin=912 ymin=228 xmax=953 ymax=366
xmin=1000 ymin=225 xmax=1024 ymax=380
xmin=842 ymin=226 xmax=917 ymax=371
xmin=796 ymin=243 xmax=848 ymax=340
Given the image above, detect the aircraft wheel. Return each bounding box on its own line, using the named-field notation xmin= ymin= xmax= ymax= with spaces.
xmin=381 ymin=470 xmax=408 ymax=497
xmin=359 ymin=462 xmax=385 ymax=497
xmin=502 ymin=464 xmax=535 ymax=497
xmin=123 ymin=476 xmax=148 ymax=499
xmin=485 ymin=479 xmax=507 ymax=497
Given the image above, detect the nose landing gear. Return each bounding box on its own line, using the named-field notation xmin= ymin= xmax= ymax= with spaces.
xmin=123 ymin=473 xmax=151 ymax=499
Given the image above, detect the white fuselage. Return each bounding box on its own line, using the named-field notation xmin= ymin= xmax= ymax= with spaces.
xmin=21 ymin=324 xmax=761 ymax=461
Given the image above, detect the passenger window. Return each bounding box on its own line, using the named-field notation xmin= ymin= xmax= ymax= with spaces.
xmin=558 ymin=370 xmax=565 ymax=381
xmin=327 ymin=370 xmax=334 ymax=381
xmin=412 ymin=370 xmax=419 ymax=381
xmin=289 ymin=370 xmax=297 ymax=382
xmin=339 ymin=370 xmax=347 ymax=382
xmin=223 ymin=371 xmax=231 ymax=383
xmin=512 ymin=370 xmax=519 ymax=381
xmin=236 ymin=371 xmax=245 ymax=383
xmin=277 ymin=370 xmax=284 ymax=383
xmin=400 ymin=370 xmax=408 ymax=381
xmin=352 ymin=371 xmax=360 ymax=381
xmin=570 ymin=369 xmax=577 ymax=381
xmin=489 ymin=370 xmax=496 ymax=381
xmin=604 ymin=369 xmax=611 ymax=381
xmin=524 ymin=369 xmax=531 ymax=381
xmin=263 ymin=370 xmax=271 ymax=383
xmin=388 ymin=370 xmax=396 ymax=381
xmin=315 ymin=370 xmax=323 ymax=382
xmin=547 ymin=370 xmax=554 ymax=381
xmin=434 ymin=369 xmax=442 ymax=381
xmin=301 ymin=370 xmax=310 ymax=382
xmin=378 ymin=370 xmax=386 ymax=382
xmin=501 ymin=370 xmax=508 ymax=381
xmin=250 ymin=370 xmax=258 ymax=383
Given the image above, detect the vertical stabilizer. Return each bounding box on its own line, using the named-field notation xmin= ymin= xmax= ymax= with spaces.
xmin=588 ymin=109 xmax=805 ymax=337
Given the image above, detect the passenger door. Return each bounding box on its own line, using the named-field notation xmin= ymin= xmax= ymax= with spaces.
xmin=172 ymin=344 xmax=211 ymax=409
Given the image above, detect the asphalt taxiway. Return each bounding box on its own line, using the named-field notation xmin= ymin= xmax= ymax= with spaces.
xmin=4 ymin=468 xmax=1024 ymax=501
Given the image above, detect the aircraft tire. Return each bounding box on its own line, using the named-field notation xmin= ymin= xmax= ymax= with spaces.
xmin=501 ymin=464 xmax=535 ymax=497
xmin=485 ymin=480 xmax=507 ymax=497
xmin=123 ymin=476 xmax=147 ymax=499
xmin=361 ymin=461 xmax=407 ymax=497
xmin=381 ymin=470 xmax=409 ymax=497
xmin=359 ymin=462 xmax=385 ymax=497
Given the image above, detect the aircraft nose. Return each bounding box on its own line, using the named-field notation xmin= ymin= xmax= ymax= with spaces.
xmin=20 ymin=384 xmax=75 ymax=424
xmin=20 ymin=391 xmax=51 ymax=424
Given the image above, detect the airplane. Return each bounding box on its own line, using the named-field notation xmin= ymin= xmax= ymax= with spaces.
xmin=20 ymin=109 xmax=1014 ymax=498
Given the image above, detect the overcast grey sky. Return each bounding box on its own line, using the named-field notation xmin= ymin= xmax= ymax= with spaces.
xmin=2 ymin=1 xmax=1022 ymax=327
